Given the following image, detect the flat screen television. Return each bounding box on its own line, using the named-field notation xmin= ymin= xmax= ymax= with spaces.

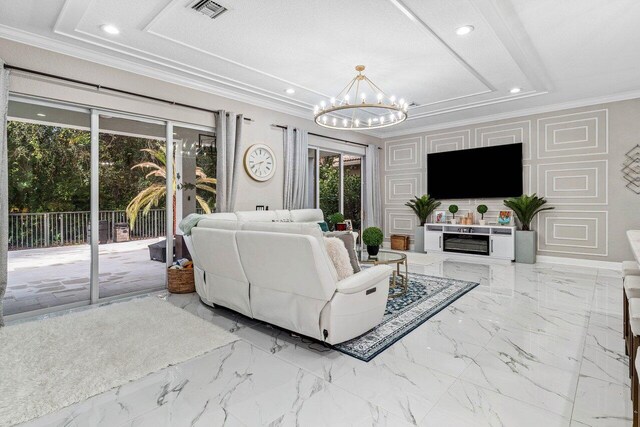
xmin=426 ymin=143 xmax=523 ymax=199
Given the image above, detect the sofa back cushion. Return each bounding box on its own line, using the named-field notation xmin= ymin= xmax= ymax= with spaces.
xmin=235 ymin=210 xmax=278 ymax=222
xmin=290 ymin=208 xmax=324 ymax=223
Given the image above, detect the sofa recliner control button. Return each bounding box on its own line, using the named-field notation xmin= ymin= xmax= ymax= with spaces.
xmin=366 ymin=287 xmax=376 ymax=295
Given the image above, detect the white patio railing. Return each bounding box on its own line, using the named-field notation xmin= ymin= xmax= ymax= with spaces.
xmin=8 ymin=209 xmax=166 ymax=251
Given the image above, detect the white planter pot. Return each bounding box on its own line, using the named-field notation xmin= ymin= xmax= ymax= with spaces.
xmin=450 ymin=218 xmax=459 ymax=224
xmin=414 ymin=226 xmax=425 ymax=252
xmin=478 ymin=219 xmax=486 ymax=226
xmin=515 ymin=230 xmax=537 ymax=264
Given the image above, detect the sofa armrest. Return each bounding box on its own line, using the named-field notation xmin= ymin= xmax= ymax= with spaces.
xmin=336 ymin=265 xmax=392 ymax=295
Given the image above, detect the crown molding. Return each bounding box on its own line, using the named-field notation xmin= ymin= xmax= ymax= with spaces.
xmin=380 ymin=89 xmax=640 ymax=139
xmin=0 ymin=25 xmax=316 ymax=121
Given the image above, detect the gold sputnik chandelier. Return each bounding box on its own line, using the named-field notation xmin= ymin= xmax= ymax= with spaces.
xmin=314 ymin=65 xmax=408 ymax=130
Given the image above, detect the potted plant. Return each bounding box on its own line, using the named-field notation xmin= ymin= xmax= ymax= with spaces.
xmin=448 ymin=205 xmax=459 ymax=224
xmin=327 ymin=212 xmax=345 ymax=231
xmin=362 ymin=226 xmax=384 ymax=257
xmin=405 ymin=194 xmax=441 ymax=252
xmin=503 ymin=194 xmax=554 ymax=264
xmin=477 ymin=204 xmax=488 ymax=226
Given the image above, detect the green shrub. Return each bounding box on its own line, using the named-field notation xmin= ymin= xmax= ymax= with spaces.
xmin=362 ymin=227 xmax=384 ymax=247
xmin=448 ymin=204 xmax=459 ymax=218
xmin=327 ymin=212 xmax=345 ymax=229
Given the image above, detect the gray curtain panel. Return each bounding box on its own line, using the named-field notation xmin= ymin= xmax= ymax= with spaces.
xmin=0 ymin=62 xmax=9 ymax=326
xmin=215 ymin=110 xmax=243 ymax=213
xmin=283 ymin=127 xmax=308 ymax=210
xmin=363 ymin=144 xmax=382 ymax=230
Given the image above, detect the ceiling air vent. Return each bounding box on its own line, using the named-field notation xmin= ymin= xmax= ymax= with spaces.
xmin=192 ymin=0 xmax=228 ymax=19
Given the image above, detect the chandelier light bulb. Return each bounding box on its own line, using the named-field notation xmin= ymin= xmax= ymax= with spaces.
xmin=330 ymin=97 xmax=336 ymax=106
xmin=332 ymin=117 xmax=337 ymax=126
xmin=368 ymin=118 xmax=372 ymax=126
xmin=355 ymin=119 xmax=360 ymax=127
xmin=322 ymin=116 xmax=327 ymax=123
xmin=390 ymin=95 xmax=396 ymax=104
xmin=397 ymin=111 xmax=402 ymax=118
xmin=320 ymin=100 xmax=326 ymax=108
xmin=377 ymin=93 xmax=383 ymax=103
xmin=399 ymin=98 xmax=405 ymax=106
xmin=380 ymin=116 xmax=385 ymax=124
xmin=344 ymin=94 xmax=350 ymax=104
xmin=342 ymin=118 xmax=348 ymax=127
xmin=361 ymin=93 xmax=366 ymax=103
xmin=313 ymin=105 xmax=319 ymax=113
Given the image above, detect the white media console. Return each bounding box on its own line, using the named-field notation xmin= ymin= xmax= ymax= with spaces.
xmin=424 ymin=223 xmax=515 ymax=261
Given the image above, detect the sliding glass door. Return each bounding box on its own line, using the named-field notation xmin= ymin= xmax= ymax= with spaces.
xmin=4 ymin=100 xmax=92 ymax=315
xmin=309 ymin=147 xmax=363 ymax=235
xmin=97 ymin=114 xmax=167 ymax=299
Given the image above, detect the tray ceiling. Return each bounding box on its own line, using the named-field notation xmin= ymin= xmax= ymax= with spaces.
xmin=0 ymin=0 xmax=638 ymax=137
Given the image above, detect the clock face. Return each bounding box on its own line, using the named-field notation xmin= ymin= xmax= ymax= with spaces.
xmin=244 ymin=144 xmax=276 ymax=181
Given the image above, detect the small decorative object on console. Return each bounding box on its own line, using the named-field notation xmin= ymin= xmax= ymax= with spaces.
xmin=344 ymin=219 xmax=353 ymax=230
xmin=449 ymin=205 xmax=459 ymax=224
xmin=434 ymin=210 xmax=446 ymax=223
xmin=477 ymin=204 xmax=488 ymax=225
xmin=498 ymin=210 xmax=512 ymax=225
xmin=363 ymin=226 xmax=384 ymax=257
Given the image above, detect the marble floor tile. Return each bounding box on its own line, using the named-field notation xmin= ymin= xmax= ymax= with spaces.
xmin=458 ymin=347 xmax=579 ymax=417
xmin=421 ymin=379 xmax=571 ymax=427
xmin=571 ymin=375 xmax=633 ymax=426
xmin=580 ymin=342 xmax=629 ymax=386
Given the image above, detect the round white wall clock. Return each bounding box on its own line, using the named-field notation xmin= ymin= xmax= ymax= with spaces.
xmin=244 ymin=144 xmax=276 ymax=182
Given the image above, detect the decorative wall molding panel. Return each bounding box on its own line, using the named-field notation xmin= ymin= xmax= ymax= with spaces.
xmin=475 ymin=121 xmax=532 ymax=160
xmin=537 ymin=160 xmax=608 ymax=205
xmin=537 ymin=210 xmax=608 ymax=256
xmin=385 ymin=173 xmax=422 ymax=205
xmin=537 ymin=110 xmax=608 ymax=158
xmin=384 ymin=208 xmax=417 ymax=239
xmin=425 ymin=130 xmax=471 ymax=153
xmin=382 ymin=107 xmax=611 ymax=260
xmin=384 ymin=138 xmax=422 ymax=172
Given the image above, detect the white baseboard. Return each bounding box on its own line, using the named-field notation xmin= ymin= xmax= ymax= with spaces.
xmin=536 ymin=255 xmax=621 ymax=271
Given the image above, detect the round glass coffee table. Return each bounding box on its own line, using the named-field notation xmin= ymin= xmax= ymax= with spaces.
xmin=357 ymin=250 xmax=408 ymax=298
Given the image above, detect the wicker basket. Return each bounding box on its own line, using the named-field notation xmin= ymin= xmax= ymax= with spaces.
xmin=167 ymin=268 xmax=195 ymax=294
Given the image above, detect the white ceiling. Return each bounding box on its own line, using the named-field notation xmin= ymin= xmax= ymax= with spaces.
xmin=0 ymin=0 xmax=638 ymax=137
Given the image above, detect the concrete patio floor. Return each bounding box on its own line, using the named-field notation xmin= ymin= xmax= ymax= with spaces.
xmin=4 ymin=239 xmax=166 ymax=316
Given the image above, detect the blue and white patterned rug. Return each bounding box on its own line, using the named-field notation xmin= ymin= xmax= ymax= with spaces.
xmin=333 ymin=272 xmax=479 ymax=362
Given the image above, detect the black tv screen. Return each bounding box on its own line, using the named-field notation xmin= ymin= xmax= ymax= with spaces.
xmin=427 ymin=143 xmax=523 ymax=199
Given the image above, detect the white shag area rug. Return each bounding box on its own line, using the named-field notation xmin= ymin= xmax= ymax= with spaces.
xmin=0 ymin=296 xmax=238 ymax=426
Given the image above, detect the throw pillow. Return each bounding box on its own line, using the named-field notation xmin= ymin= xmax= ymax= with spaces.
xmin=323 ymin=237 xmax=354 ymax=281
xmin=317 ymin=221 xmax=329 ymax=232
xmin=324 ymin=231 xmax=361 ymax=273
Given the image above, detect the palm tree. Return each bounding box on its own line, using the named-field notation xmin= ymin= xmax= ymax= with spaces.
xmin=126 ymin=146 xmax=216 ymax=230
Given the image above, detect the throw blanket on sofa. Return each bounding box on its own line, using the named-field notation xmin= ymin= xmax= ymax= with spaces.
xmin=179 ymin=213 xmax=205 ymax=236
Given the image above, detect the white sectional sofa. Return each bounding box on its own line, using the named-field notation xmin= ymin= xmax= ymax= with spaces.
xmin=182 ymin=209 xmax=391 ymax=345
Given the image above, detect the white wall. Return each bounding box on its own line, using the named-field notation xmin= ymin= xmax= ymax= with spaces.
xmin=0 ymin=38 xmax=381 ymax=212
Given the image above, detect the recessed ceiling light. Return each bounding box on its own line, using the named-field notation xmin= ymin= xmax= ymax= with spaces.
xmin=36 ymin=113 xmax=46 ymax=117
xmin=285 ymin=88 xmax=296 ymax=95
xmin=510 ymin=87 xmax=522 ymax=94
xmin=455 ymin=25 xmax=474 ymax=36
xmin=100 ymin=24 xmax=120 ymax=35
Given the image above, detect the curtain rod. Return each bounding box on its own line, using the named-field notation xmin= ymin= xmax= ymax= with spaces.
xmin=2 ymin=64 xmax=253 ymax=122
xmin=271 ymin=124 xmax=381 ymax=150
